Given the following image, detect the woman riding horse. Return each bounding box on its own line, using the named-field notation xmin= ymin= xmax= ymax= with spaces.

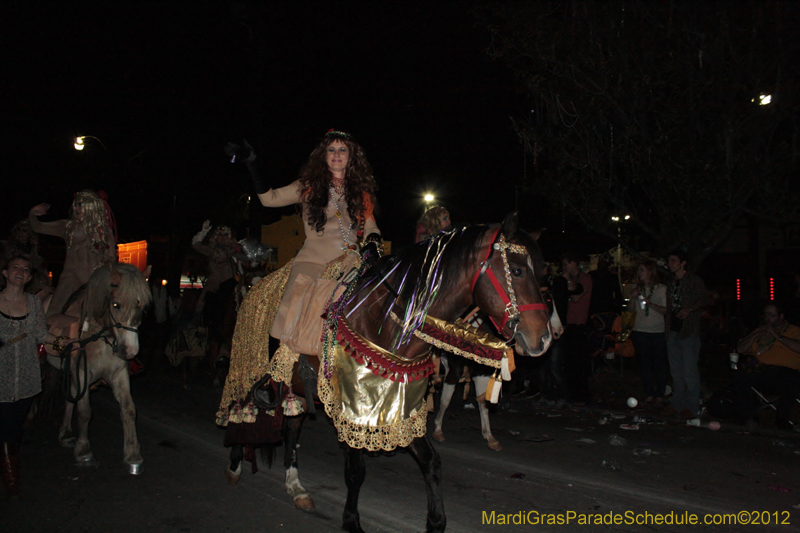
xmin=28 ymin=190 xmax=117 ymax=319
xmin=217 ymin=130 xmax=382 ymax=464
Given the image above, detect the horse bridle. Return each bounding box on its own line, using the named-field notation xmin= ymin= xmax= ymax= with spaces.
xmin=60 ymin=291 xmax=141 ymax=403
xmin=469 ymin=227 xmax=548 ymax=342
xmin=98 ymin=295 xmax=141 ymax=358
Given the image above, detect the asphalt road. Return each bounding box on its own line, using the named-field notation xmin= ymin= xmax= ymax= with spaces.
xmin=5 ymin=362 xmax=800 ymax=533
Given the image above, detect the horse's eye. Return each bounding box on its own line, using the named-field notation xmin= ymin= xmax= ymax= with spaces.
xmin=512 ymin=268 xmax=524 ymax=277
xmin=112 ymin=302 xmax=121 ymax=309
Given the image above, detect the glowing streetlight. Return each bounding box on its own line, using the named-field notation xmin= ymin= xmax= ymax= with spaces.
xmin=74 ymin=135 xmax=107 ymax=151
xmin=424 ymin=193 xmax=435 ymax=203
xmin=611 ymin=214 xmax=632 ymax=287
xmin=751 ymin=94 xmax=772 ymax=105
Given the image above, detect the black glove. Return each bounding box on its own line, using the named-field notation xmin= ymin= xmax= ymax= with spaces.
xmin=225 ymin=140 xmax=268 ymax=195
xmin=360 ymin=233 xmax=383 ymax=265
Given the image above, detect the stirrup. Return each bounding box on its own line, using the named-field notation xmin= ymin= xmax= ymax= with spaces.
xmin=250 ymin=374 xmax=283 ymax=411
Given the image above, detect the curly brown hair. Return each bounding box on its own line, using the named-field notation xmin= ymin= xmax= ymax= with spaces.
xmin=298 ymin=131 xmax=378 ymax=234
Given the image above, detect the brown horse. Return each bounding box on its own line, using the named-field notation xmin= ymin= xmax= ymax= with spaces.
xmin=56 ymin=263 xmax=152 ymax=474
xmin=224 ymin=213 xmax=555 ymax=532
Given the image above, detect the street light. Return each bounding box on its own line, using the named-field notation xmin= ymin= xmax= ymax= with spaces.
xmin=423 ymin=193 xmax=435 ymax=211
xmin=74 ymin=135 xmax=107 ymax=151
xmin=611 ymin=214 xmax=631 ymax=287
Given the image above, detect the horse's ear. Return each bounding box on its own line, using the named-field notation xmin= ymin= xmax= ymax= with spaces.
xmin=143 ymin=265 xmax=152 ymax=280
xmin=529 ymin=228 xmax=547 ymax=242
xmin=501 ymin=212 xmax=519 ymax=239
xmin=110 ymin=264 xmax=122 ymax=287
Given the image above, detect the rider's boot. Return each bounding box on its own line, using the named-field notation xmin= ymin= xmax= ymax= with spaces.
xmin=1 ymin=442 xmax=20 ymax=500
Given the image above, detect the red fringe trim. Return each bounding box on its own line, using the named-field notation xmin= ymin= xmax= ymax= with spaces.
xmin=336 ymin=318 xmax=435 ymax=383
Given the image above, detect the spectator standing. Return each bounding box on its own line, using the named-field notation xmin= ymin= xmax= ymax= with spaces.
xmin=628 ymin=260 xmax=669 ymax=403
xmin=1 ymin=255 xmax=65 ymax=499
xmin=589 ymin=255 xmax=623 ymax=316
xmin=562 ymin=252 xmax=593 ymax=404
xmin=662 ymin=250 xmax=708 ymax=419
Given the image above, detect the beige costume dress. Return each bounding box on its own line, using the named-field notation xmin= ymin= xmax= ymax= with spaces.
xmin=28 ymin=217 xmax=115 ymax=318
xmin=259 ymin=180 xmax=380 ymax=338
xmin=216 ymin=181 xmax=378 ymax=428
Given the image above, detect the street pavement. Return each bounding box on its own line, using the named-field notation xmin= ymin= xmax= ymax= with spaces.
xmin=4 ymin=359 xmax=800 ymax=532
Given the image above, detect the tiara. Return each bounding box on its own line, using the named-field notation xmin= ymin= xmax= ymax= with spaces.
xmin=326 ymin=129 xmax=351 ymax=139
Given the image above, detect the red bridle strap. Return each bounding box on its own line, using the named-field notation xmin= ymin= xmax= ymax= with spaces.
xmin=469 ymin=227 xmax=501 ymax=293
xmin=471 ymin=227 xmax=549 ymax=334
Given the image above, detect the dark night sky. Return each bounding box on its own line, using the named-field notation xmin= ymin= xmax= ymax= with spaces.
xmin=2 ymin=3 xmax=583 ymax=263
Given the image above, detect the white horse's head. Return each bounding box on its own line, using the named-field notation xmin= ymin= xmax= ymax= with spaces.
xmin=85 ymin=263 xmax=153 ymax=360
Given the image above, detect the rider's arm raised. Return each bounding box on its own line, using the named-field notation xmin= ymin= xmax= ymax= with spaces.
xmin=28 ymin=206 xmax=68 ymax=240
xmin=256 ymin=180 xmax=303 ymax=208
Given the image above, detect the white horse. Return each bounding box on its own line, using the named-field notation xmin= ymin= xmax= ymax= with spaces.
xmin=56 ymin=263 xmax=152 ymax=474
xmin=432 ymin=304 xmax=563 ymax=451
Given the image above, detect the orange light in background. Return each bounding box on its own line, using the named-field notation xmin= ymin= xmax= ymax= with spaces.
xmin=736 ymin=279 xmax=741 ymax=301
xmin=161 ymin=279 xmax=168 ymax=286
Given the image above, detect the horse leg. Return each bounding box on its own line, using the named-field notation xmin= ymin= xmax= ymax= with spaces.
xmin=432 ymin=357 xmax=452 ymax=442
xmin=58 ymin=399 xmax=76 ymax=447
xmin=433 ymin=383 xmax=456 ymax=443
xmin=73 ymin=391 xmax=95 ymax=466
xmin=342 ymin=445 xmax=366 ymax=533
xmin=110 ymin=368 xmax=142 ymax=474
xmin=407 ymin=436 xmax=446 ymax=533
xmin=225 ymin=443 xmax=243 ymax=485
xmin=284 ymin=414 xmax=313 ymax=509
xmin=473 ymin=375 xmax=502 ymax=451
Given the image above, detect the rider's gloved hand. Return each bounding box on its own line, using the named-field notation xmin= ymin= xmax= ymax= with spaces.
xmin=224 ymin=140 xmax=255 ymax=164
xmin=225 ymin=140 xmax=268 ymax=194
xmin=360 ymin=233 xmax=383 ymax=266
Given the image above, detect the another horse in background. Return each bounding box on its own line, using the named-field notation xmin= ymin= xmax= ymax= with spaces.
xmin=433 ymin=292 xmax=563 ymax=451
xmin=57 ymin=263 xmax=152 ymax=474
xmin=222 ymin=213 xmax=555 ymax=532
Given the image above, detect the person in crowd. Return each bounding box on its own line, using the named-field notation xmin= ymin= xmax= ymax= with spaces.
xmin=628 ymin=260 xmax=669 ymax=404
xmin=415 ymin=205 xmax=452 ymax=243
xmin=0 ymin=255 xmax=69 ymax=499
xmin=561 ymin=252 xmax=593 ymax=405
xmin=191 ymin=221 xmax=241 ymax=319
xmin=785 ymin=273 xmax=800 ymax=326
xmin=661 ymin=250 xmax=708 ymax=419
xmin=733 ymin=302 xmax=800 ymax=430
xmin=223 ymin=129 xmax=381 ymax=357
xmin=588 ymin=255 xmax=623 ymax=316
xmin=414 ymin=206 xmax=452 ymax=386
xmin=532 ymin=263 xmax=570 ymax=406
xmin=28 ymin=190 xmax=117 ymax=318
xmin=1 ymin=220 xmax=51 ymax=303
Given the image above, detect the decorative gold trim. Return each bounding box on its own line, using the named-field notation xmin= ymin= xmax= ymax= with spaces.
xmin=389 ymin=311 xmax=512 ymax=369
xmin=216 ymin=261 xmax=294 ymax=426
xmin=317 ymin=338 xmax=428 ymax=451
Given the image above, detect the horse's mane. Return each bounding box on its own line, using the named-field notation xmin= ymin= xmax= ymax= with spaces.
xmin=354 ymin=225 xmax=488 ymax=348
xmin=84 ymin=263 xmax=152 ymax=324
xmin=394 ymin=224 xmax=488 ymax=300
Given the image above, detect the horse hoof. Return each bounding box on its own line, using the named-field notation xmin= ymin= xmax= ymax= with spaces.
xmin=294 ymin=495 xmax=315 ymax=510
xmin=60 ymin=437 xmax=76 ymax=448
xmin=225 ymin=464 xmax=242 ymax=485
xmin=127 ymin=463 xmax=143 ymax=475
xmin=487 ymin=439 xmax=503 ymax=452
xmin=75 ymin=455 xmax=96 ymax=467
xmin=432 ymin=431 xmax=445 ymax=442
